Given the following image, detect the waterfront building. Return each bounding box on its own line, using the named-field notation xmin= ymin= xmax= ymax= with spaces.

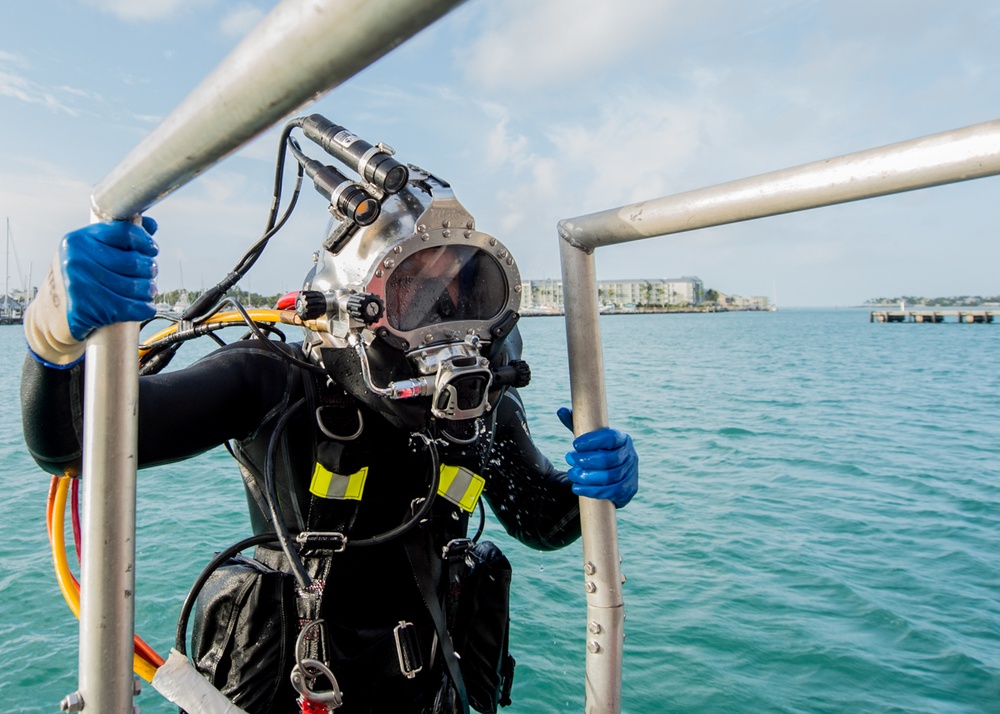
xmin=522 ymin=276 xmax=705 ymax=311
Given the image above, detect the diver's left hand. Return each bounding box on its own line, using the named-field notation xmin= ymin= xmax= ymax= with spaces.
xmin=557 ymin=407 xmax=639 ymax=508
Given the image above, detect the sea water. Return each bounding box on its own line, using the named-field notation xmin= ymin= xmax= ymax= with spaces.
xmin=1 ymin=309 xmax=998 ymax=713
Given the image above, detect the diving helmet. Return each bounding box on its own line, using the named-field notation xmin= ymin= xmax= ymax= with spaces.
xmin=296 ymin=166 xmax=527 ymax=432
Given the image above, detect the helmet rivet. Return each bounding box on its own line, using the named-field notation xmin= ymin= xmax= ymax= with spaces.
xmin=497 ymin=249 xmax=508 ymax=259
xmin=421 ymin=233 xmax=431 ymax=241
xmin=417 ymin=224 xmax=427 ymax=233
xmin=466 ymin=220 xmax=474 ymax=229
xmin=442 ymin=220 xmax=451 ymax=228
xmin=383 ymin=258 xmax=395 ymax=269
xmin=489 ymin=237 xmax=497 ymax=246
xmin=425 ymin=333 xmax=434 ymax=342
xmin=443 ymin=230 xmax=451 ymax=238
xmin=375 ymin=269 xmax=383 ymax=278
xmin=464 ymin=230 xmax=472 ymax=239
xmin=507 ymin=257 xmax=514 ymax=266
xmin=514 ymin=284 xmax=522 ymax=292
xmin=393 ymin=245 xmax=402 ymax=254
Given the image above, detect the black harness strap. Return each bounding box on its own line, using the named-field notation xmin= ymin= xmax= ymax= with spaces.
xmin=404 ymin=532 xmax=470 ymax=714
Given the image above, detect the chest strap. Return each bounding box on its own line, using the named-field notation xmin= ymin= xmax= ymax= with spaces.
xmin=403 ymin=532 xmax=469 ymax=714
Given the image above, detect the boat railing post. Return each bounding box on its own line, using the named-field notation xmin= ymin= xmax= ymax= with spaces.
xmin=558 ymin=236 xmax=624 ymax=714
xmin=75 ymin=1 xmax=465 ymax=710
xmin=77 ymin=315 xmax=141 ymax=714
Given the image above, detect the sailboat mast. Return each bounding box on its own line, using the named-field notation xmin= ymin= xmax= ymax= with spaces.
xmin=5 ymin=218 xmax=10 ymax=316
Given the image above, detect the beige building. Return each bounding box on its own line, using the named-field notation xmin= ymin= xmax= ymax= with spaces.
xmin=522 ymin=276 xmax=704 ymax=311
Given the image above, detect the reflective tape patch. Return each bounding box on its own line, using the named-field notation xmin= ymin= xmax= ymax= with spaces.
xmin=310 ymin=463 xmax=368 ymax=500
xmin=438 ymin=465 xmax=486 ymax=513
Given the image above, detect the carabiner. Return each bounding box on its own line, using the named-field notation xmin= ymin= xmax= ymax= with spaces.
xmin=291 ymin=619 xmax=344 ymax=709
xmin=290 ymin=658 xmax=344 ymax=709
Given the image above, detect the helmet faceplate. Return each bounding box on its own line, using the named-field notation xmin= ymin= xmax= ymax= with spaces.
xmin=304 ymin=168 xmax=521 ymax=355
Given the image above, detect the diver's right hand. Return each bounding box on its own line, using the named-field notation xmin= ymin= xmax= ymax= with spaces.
xmin=24 ymin=218 xmax=159 ymax=367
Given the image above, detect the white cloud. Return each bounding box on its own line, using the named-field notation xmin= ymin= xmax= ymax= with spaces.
xmin=0 ymin=50 xmax=28 ymax=67
xmin=80 ymin=0 xmax=212 ymax=23
xmin=458 ymin=0 xmax=685 ymax=90
xmin=0 ymin=68 xmax=80 ymax=115
xmin=219 ymin=4 xmax=265 ymax=37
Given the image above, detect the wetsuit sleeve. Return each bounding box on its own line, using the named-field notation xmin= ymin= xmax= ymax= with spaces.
xmin=21 ymin=355 xmax=85 ymax=475
xmin=20 ymin=341 xmax=303 ymax=474
xmin=481 ymin=387 xmax=581 ymax=551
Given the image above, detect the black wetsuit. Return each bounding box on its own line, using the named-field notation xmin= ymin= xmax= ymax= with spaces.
xmin=21 ymin=338 xmax=581 ymax=713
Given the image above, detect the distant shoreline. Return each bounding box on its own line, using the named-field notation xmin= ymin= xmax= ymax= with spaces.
xmin=520 ymin=306 xmax=774 ymax=317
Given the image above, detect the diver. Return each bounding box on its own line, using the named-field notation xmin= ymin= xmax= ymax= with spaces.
xmin=20 ymin=161 xmax=638 ymax=713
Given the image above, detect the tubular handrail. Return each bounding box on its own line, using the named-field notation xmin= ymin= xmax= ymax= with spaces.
xmin=558 ymin=117 xmax=1000 ymax=714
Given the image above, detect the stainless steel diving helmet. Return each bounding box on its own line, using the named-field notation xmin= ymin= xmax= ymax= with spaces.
xmin=296 ymin=167 xmax=524 ymax=430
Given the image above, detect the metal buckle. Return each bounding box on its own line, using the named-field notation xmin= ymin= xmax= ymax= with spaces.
xmin=441 ymin=537 xmax=473 ymax=561
xmin=393 ymin=620 xmax=423 ymax=679
xmin=296 ymin=531 xmax=348 ymax=553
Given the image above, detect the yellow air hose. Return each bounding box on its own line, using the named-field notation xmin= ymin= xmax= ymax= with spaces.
xmin=48 ymin=475 xmax=161 ymax=682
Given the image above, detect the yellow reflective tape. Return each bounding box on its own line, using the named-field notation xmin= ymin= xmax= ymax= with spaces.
xmin=310 ymin=463 xmax=368 ymax=500
xmin=438 ymin=464 xmax=486 ymax=513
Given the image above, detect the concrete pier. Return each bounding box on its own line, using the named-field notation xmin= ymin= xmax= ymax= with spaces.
xmin=870 ymin=309 xmax=997 ymax=323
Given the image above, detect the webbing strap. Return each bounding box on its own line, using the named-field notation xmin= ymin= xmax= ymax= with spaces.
xmin=403 ymin=534 xmax=469 ymax=714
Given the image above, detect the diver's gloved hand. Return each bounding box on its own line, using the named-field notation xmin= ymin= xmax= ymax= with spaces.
xmin=557 ymin=407 xmax=639 ymax=508
xmin=24 ymin=218 xmax=159 ymax=367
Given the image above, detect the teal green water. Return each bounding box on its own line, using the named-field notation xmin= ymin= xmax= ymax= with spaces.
xmin=2 ymin=309 xmax=999 ymax=712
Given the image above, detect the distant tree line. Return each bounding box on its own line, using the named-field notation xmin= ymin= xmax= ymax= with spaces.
xmin=157 ymin=287 xmax=286 ymax=310
xmin=867 ymin=295 xmax=1000 ymax=306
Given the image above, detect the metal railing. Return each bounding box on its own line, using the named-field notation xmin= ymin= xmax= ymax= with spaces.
xmin=558 ymin=118 xmax=1000 ymax=713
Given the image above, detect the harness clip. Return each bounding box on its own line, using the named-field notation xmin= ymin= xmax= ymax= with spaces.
xmin=442 ymin=537 xmax=473 ymax=561
xmin=291 ymin=620 xmax=344 ymax=710
xmin=393 ymin=620 xmax=424 ymax=679
xmin=296 ymin=531 xmax=348 ymax=553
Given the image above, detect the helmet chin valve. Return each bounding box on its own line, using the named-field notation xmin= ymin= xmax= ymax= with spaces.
xmin=348 ymin=333 xmax=495 ymax=421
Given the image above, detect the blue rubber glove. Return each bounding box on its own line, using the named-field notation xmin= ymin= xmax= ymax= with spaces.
xmin=63 ymin=218 xmax=159 ymax=340
xmin=24 ymin=218 xmax=158 ymax=367
xmin=557 ymin=407 xmax=639 ymax=508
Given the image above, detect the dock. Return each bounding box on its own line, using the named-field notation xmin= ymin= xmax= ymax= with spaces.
xmin=870 ymin=309 xmax=998 ymax=324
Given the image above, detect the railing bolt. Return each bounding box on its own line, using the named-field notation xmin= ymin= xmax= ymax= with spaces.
xmin=59 ymin=692 xmax=84 ymax=713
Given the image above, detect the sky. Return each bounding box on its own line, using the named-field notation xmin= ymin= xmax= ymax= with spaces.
xmin=2 ymin=0 xmax=999 ymax=307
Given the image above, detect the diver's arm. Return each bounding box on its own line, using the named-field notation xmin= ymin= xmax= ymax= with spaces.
xmin=482 ymin=388 xmax=582 ymax=551
xmin=135 ymin=341 xmax=301 ymax=466
xmin=21 ymin=339 xmax=302 ymax=474
xmin=21 ymin=356 xmax=85 ymax=475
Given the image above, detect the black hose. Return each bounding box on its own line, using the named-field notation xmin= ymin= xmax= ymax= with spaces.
xmin=264 ymin=398 xmax=312 ymax=589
